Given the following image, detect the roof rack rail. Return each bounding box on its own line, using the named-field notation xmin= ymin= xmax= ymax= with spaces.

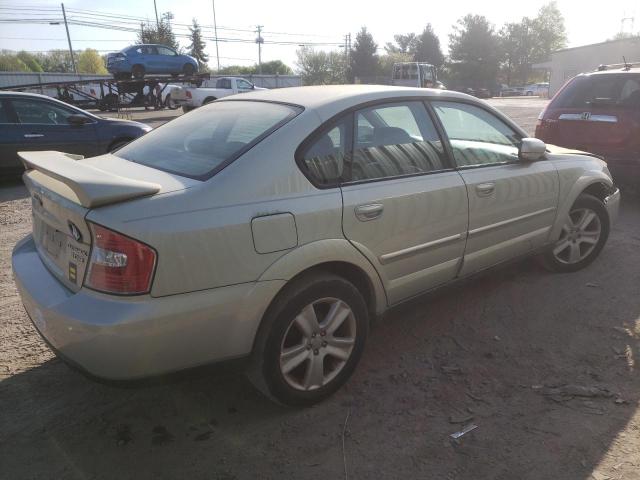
xmin=596 ymin=61 xmax=640 ymax=72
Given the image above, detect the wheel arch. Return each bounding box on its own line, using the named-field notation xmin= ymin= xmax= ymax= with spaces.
xmin=550 ymin=172 xmax=615 ymax=241
xmin=203 ymin=96 xmax=217 ymax=104
xmin=257 ymin=239 xmax=387 ymax=319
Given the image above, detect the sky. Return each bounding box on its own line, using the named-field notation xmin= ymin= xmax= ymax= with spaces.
xmin=1 ymin=0 xmax=638 ymax=70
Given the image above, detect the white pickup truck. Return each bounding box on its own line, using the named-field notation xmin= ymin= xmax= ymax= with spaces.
xmin=170 ymin=76 xmax=266 ymax=112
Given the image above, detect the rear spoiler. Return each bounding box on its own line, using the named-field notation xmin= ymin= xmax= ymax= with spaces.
xmin=19 ymin=151 xmax=161 ymax=208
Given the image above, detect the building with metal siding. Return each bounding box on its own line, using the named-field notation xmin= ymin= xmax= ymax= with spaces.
xmin=534 ymin=37 xmax=640 ymax=97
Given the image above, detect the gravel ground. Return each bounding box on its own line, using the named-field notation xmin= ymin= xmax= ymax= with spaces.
xmin=1 ymin=100 xmax=640 ymax=480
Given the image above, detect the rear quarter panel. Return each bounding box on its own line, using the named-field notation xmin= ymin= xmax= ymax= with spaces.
xmin=86 ymin=110 xmax=353 ymax=298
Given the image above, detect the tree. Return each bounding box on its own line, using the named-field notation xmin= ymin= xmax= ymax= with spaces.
xmin=187 ymin=19 xmax=208 ymax=69
xmin=138 ymin=12 xmax=179 ymax=50
xmin=350 ymin=27 xmax=378 ymax=80
xmin=531 ymin=1 xmax=567 ymax=63
xmin=295 ymin=47 xmax=346 ymax=85
xmin=16 ymin=51 xmax=43 ymax=72
xmin=498 ymin=3 xmax=567 ymax=85
xmin=35 ymin=50 xmax=74 ymax=72
xmin=0 ymin=53 xmax=29 ymax=72
xmin=217 ymin=60 xmax=292 ymax=76
xmin=448 ymin=14 xmax=500 ymax=88
xmin=77 ymin=48 xmax=107 ymax=74
xmin=259 ymin=60 xmax=293 ymax=75
xmin=499 ymin=19 xmax=536 ymax=84
xmin=385 ymin=33 xmax=417 ymax=54
xmin=413 ymin=24 xmax=445 ymax=67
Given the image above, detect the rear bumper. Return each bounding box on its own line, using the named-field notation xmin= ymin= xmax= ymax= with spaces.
xmin=12 ymin=235 xmax=284 ymax=380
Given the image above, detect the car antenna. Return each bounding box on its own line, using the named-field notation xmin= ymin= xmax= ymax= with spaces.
xmin=622 ymin=56 xmax=631 ymax=71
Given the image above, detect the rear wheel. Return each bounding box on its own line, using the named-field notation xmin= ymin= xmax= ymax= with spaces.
xmin=183 ymin=63 xmax=196 ymax=76
xmin=132 ymin=64 xmax=145 ymax=79
xmin=248 ymin=272 xmax=369 ymax=406
xmin=164 ymin=94 xmax=179 ymax=110
xmin=203 ymin=97 xmax=217 ymax=105
xmin=182 ymin=106 xmax=194 ymax=114
xmin=541 ymin=194 xmax=610 ymax=272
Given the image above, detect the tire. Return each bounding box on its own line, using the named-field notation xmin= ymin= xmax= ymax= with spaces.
xmin=541 ymin=193 xmax=610 ymax=273
xmin=183 ymin=63 xmax=196 ymax=76
xmin=203 ymin=97 xmax=216 ymax=105
xmin=132 ymin=65 xmax=145 ymax=79
xmin=108 ymin=139 xmax=131 ymax=153
xmin=182 ymin=106 xmax=194 ymax=114
xmin=248 ymin=272 xmax=369 ymax=407
xmin=165 ymin=95 xmax=179 ymax=110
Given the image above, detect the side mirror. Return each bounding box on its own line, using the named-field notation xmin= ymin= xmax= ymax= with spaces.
xmin=519 ymin=137 xmax=547 ymax=161
xmin=68 ymin=114 xmax=91 ymax=126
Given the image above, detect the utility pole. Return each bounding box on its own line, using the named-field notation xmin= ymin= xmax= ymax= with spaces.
xmin=153 ymin=0 xmax=159 ymax=28
xmin=60 ymin=3 xmax=76 ymax=74
xmin=212 ymin=0 xmax=220 ymax=72
xmin=140 ymin=22 xmax=145 ymax=41
xmin=256 ymin=25 xmax=264 ymax=74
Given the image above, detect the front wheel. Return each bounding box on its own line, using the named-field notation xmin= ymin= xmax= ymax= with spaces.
xmin=541 ymin=194 xmax=610 ymax=272
xmin=248 ymin=273 xmax=369 ymax=406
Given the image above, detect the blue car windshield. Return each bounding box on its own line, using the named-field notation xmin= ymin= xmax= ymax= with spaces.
xmin=114 ymin=100 xmax=301 ymax=180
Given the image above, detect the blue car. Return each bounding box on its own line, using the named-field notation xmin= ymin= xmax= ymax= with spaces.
xmin=107 ymin=44 xmax=198 ymax=79
xmin=0 ymin=92 xmax=151 ymax=177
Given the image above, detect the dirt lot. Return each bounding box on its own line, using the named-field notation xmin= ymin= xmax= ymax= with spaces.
xmin=1 ymin=99 xmax=640 ymax=480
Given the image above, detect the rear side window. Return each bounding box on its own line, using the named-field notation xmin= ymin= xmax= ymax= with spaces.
xmin=115 ymin=101 xmax=301 ymax=180
xmin=299 ymin=116 xmax=352 ymax=187
xmin=216 ymin=78 xmax=232 ymax=89
xmin=351 ymin=101 xmax=446 ymax=181
xmin=0 ymin=100 xmax=12 ymax=123
xmin=553 ymin=74 xmax=640 ymax=109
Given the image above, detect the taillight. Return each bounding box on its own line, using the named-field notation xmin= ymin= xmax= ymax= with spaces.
xmin=85 ymin=223 xmax=156 ymax=295
xmin=186 ymin=90 xmax=192 ymax=99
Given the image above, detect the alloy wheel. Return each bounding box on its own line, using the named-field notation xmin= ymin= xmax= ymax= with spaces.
xmin=279 ymin=297 xmax=356 ymax=391
xmin=552 ymin=207 xmax=602 ymax=264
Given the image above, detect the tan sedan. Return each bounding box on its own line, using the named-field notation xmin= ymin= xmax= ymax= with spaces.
xmin=13 ymin=85 xmax=620 ymax=405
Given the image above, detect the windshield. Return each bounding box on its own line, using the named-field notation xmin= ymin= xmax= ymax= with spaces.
xmin=114 ymin=101 xmax=301 ymax=180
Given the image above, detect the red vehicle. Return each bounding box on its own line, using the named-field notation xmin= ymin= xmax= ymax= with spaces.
xmin=535 ymin=64 xmax=640 ymax=185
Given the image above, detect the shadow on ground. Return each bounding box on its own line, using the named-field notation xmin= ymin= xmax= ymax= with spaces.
xmin=1 ymin=197 xmax=639 ymax=480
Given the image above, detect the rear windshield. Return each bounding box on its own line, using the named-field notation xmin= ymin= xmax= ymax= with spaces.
xmin=115 ymin=101 xmax=301 ymax=180
xmin=553 ymin=73 xmax=640 ymax=109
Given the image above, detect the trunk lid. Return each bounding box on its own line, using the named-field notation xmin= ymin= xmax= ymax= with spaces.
xmin=20 ymin=151 xmax=197 ymax=291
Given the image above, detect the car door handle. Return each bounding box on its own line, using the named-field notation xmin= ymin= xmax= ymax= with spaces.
xmin=24 ymin=133 xmax=44 ymax=138
xmin=355 ymin=203 xmax=384 ymax=221
xmin=476 ymin=182 xmax=496 ymax=196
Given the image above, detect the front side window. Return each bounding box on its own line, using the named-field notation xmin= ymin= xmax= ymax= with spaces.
xmin=299 ymin=116 xmax=351 ymax=186
xmin=115 ymin=101 xmax=301 ymax=180
xmin=237 ymin=79 xmax=253 ymax=90
xmin=432 ymin=101 xmax=521 ymax=167
xmin=351 ymin=101 xmax=446 ymax=181
xmin=11 ymin=99 xmax=74 ymax=125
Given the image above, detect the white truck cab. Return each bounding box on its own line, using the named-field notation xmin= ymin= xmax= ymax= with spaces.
xmin=170 ymin=76 xmax=266 ymax=112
